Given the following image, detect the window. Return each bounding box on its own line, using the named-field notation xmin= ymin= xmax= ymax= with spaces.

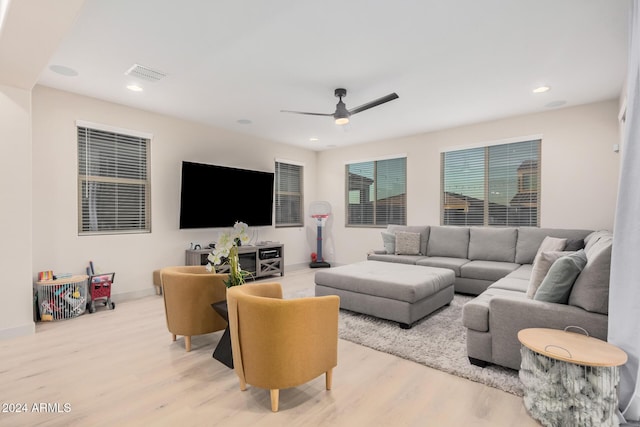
xmin=441 ymin=139 xmax=540 ymax=227
xmin=346 ymin=156 xmax=406 ymax=227
xmin=77 ymin=124 xmax=151 ymax=234
xmin=275 ymin=161 xmax=303 ymax=227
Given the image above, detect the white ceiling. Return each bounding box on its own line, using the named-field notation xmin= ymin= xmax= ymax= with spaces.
xmin=37 ymin=0 xmax=630 ymax=151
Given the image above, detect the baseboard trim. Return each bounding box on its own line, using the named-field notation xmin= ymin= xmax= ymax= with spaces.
xmin=111 ymin=288 xmax=156 ymax=302
xmin=0 ymin=321 xmax=36 ymax=341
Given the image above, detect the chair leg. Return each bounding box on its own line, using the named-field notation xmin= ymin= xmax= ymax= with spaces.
xmin=239 ymin=378 xmax=247 ymax=391
xmin=185 ymin=336 xmax=191 ymax=352
xmin=270 ymin=389 xmax=279 ymax=412
xmin=172 ymin=334 xmax=177 ymax=342
xmin=326 ymin=369 xmax=333 ymax=390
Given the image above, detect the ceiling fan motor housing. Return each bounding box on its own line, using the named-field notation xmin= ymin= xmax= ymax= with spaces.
xmin=334 ymin=88 xmax=347 ymax=98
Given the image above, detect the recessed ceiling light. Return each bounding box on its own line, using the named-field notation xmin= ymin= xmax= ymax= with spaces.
xmin=533 ymin=85 xmax=551 ymax=93
xmin=49 ymin=64 xmax=78 ymax=77
xmin=309 ymin=137 xmax=318 ymax=142
xmin=126 ymin=84 xmax=143 ymax=92
xmin=237 ymin=119 xmax=252 ymax=125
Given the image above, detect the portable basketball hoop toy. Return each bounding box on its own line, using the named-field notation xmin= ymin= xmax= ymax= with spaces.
xmin=310 ymin=201 xmax=331 ymax=268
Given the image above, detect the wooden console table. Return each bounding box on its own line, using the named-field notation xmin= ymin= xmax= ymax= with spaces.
xmin=186 ymin=243 xmax=284 ymax=278
xmin=518 ymin=327 xmax=627 ymax=427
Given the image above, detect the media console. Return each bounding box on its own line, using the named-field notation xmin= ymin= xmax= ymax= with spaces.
xmin=185 ymin=243 xmax=284 ymax=278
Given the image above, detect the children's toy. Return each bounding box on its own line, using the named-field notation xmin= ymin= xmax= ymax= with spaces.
xmin=87 ymin=273 xmax=116 ymax=313
xmin=309 ymin=201 xmax=331 ymax=268
xmin=35 ymin=275 xmax=88 ymax=321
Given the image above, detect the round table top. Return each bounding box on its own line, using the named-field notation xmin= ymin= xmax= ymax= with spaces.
xmin=36 ymin=274 xmax=88 ymax=285
xmin=518 ymin=327 xmax=627 ymax=367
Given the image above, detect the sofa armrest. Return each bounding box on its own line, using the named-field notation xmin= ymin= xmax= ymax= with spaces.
xmin=488 ymin=297 xmax=608 ymax=370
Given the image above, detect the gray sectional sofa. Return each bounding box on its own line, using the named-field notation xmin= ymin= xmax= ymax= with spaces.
xmin=368 ymin=225 xmax=613 ymax=370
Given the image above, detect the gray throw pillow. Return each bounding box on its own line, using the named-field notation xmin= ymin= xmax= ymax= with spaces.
xmin=381 ymin=231 xmax=396 ymax=254
xmin=534 ymin=250 xmax=588 ymax=304
xmin=526 ymin=251 xmax=572 ymax=298
xmin=395 ymin=231 xmax=421 ymax=255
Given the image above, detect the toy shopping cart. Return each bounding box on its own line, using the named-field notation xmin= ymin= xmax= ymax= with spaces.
xmin=87 ymin=273 xmax=115 ymax=313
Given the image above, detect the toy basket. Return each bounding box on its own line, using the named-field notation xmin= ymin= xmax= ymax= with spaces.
xmin=36 ymin=275 xmax=88 ymax=321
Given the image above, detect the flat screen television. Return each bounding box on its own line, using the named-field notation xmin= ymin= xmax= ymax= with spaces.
xmin=179 ymin=161 xmax=275 ymax=229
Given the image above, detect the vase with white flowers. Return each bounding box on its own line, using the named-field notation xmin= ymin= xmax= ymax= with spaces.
xmin=206 ymin=221 xmax=252 ymax=287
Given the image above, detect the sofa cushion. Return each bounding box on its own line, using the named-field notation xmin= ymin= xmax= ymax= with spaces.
xmin=505 ymin=264 xmax=532 ymax=280
xmin=564 ymin=238 xmax=585 ymax=251
xmin=387 ymin=225 xmax=430 ymax=255
xmin=467 ymin=227 xmax=517 ymax=262
xmin=381 ymin=231 xmax=396 ymax=254
xmin=583 ymin=230 xmax=612 ymax=253
xmin=415 ymin=257 xmax=469 ymax=277
xmin=395 ymin=231 xmax=421 ymax=255
xmin=427 ymin=226 xmax=469 ymax=258
xmin=535 ymin=236 xmax=567 ymax=258
xmin=526 ymin=251 xmax=572 ymax=298
xmin=515 ymin=227 xmax=592 ymax=264
xmin=488 ymin=277 xmax=530 ymax=293
xmin=534 ymin=250 xmax=587 ymax=304
xmin=569 ymin=235 xmax=612 ymax=314
xmin=367 ymin=253 xmax=424 ymax=265
xmin=460 ymin=260 xmax=521 ymax=282
xmin=462 ymin=288 xmax=525 ymax=332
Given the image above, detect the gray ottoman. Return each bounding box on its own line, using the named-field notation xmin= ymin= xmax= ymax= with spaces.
xmin=315 ymin=260 xmax=455 ymax=328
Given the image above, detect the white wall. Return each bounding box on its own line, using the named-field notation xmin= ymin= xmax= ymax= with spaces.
xmin=317 ymin=100 xmax=621 ymax=265
xmin=0 ymin=85 xmax=35 ymax=338
xmin=31 ymin=86 xmax=318 ymax=301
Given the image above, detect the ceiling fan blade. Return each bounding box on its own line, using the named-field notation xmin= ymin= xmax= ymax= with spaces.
xmin=348 ymin=93 xmax=399 ymax=115
xmin=280 ymin=110 xmax=334 ymax=117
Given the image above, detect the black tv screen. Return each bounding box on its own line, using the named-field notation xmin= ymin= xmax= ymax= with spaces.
xmin=179 ymin=161 xmax=275 ymax=229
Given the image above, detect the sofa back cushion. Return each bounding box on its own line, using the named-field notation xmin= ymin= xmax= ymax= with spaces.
xmin=515 ymin=227 xmax=593 ymax=264
xmin=568 ymin=233 xmax=613 ymax=314
xmin=467 ymin=227 xmax=517 ymax=262
xmin=387 ymin=225 xmax=430 ymax=255
xmin=427 ymin=226 xmax=469 ymax=258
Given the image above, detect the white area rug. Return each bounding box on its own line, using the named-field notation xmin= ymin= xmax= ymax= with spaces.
xmin=337 ymin=294 xmax=524 ymax=396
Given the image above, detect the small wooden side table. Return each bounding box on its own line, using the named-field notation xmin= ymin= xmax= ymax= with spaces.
xmin=518 ymin=327 xmax=627 ymax=427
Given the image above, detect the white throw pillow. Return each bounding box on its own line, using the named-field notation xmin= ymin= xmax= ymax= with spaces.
xmin=526 ymin=250 xmax=572 ymax=298
xmin=533 ymin=236 xmax=567 ymax=264
xmin=395 ymin=231 xmax=421 ymax=255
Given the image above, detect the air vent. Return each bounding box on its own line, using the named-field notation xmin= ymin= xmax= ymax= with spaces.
xmin=125 ymin=64 xmax=166 ymax=82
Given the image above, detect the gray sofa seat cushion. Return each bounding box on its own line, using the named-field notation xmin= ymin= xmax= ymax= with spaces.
xmin=416 ymin=256 xmax=469 ymax=277
xmin=462 ymin=288 xmax=526 ymax=332
xmin=488 ymin=277 xmax=530 ymax=293
xmin=367 ymin=253 xmax=425 ymax=265
xmin=505 ymin=264 xmax=533 ymax=280
xmin=427 ymin=226 xmax=469 ymax=259
xmin=569 ymin=235 xmax=612 ymax=314
xmin=387 ymin=225 xmax=430 ymax=255
xmin=515 ymin=227 xmax=592 ymax=264
xmin=467 ymin=227 xmax=517 ymax=262
xmin=460 ymin=260 xmax=521 ymax=282
xmin=314 ymin=261 xmax=454 ymax=303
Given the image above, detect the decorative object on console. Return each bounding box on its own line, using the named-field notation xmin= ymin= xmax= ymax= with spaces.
xmin=206 ymin=221 xmax=252 ymax=287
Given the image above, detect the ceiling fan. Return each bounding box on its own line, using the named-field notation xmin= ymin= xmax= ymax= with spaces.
xmin=281 ymin=88 xmax=399 ymax=125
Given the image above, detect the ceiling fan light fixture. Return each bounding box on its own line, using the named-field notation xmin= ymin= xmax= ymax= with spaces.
xmin=335 ymin=117 xmax=350 ymax=125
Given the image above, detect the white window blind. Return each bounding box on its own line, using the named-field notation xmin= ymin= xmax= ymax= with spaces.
xmin=275 ymin=161 xmax=303 ymax=227
xmin=346 ymin=156 xmax=406 ymax=227
xmin=441 ymin=139 xmax=540 ymax=226
xmin=78 ymin=126 xmax=151 ymax=234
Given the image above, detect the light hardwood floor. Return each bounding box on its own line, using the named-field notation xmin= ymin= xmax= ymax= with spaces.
xmin=0 ymin=268 xmax=540 ymax=426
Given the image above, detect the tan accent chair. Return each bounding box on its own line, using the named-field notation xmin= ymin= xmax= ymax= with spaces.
xmin=227 ymin=282 xmax=340 ymax=412
xmin=161 ymin=266 xmax=228 ymax=352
